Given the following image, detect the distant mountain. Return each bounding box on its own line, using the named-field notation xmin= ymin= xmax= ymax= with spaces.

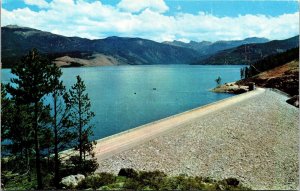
xmin=2 ymin=25 xmax=298 ymax=67
xmin=196 ymin=35 xmax=299 ymax=65
xmin=1 ymin=25 xmax=201 ymax=67
xmin=163 ymin=37 xmax=269 ymax=55
xmin=163 ymin=40 xmax=212 ymax=52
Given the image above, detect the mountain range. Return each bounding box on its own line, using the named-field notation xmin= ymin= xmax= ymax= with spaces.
xmin=197 ymin=35 xmax=299 ymax=65
xmin=1 ymin=25 xmax=299 ymax=68
xmin=163 ymin=37 xmax=269 ymax=55
xmin=2 ymin=25 xmax=199 ymax=67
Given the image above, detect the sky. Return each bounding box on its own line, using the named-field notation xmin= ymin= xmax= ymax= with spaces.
xmin=1 ymin=0 xmax=299 ymax=42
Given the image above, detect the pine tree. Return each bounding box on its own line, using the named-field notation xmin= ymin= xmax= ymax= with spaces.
xmin=240 ymin=68 xmax=245 ymax=79
xmin=2 ymin=83 xmax=54 ymax=185
xmin=65 ymin=75 xmax=95 ymax=163
xmin=1 ymin=85 xmax=33 ymax=184
xmin=6 ymin=49 xmax=61 ymax=189
xmin=1 ymin=85 xmax=30 ymax=172
xmin=1 ymin=84 xmax=16 ymax=148
xmin=50 ymin=69 xmax=76 ymax=188
xmin=215 ymin=76 xmax=222 ymax=87
xmin=245 ymin=67 xmax=249 ymax=78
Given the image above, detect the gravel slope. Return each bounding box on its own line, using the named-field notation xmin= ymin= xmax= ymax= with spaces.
xmin=96 ymin=89 xmax=299 ymax=190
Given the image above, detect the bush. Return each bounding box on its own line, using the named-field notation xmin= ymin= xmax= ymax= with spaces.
xmin=224 ymin=177 xmax=239 ymax=186
xmin=43 ymin=174 xmax=55 ymax=189
xmin=217 ymin=177 xmax=251 ymax=191
xmin=169 ymin=174 xmax=202 ymax=190
xmin=60 ymin=156 xmax=99 ymax=177
xmin=77 ymin=172 xmax=116 ymax=189
xmin=122 ymin=170 xmax=167 ymax=190
xmin=97 ymin=172 xmax=116 ymax=186
xmin=178 ymin=177 xmax=202 ymax=190
xmin=138 ymin=170 xmax=167 ymax=190
xmin=118 ymin=168 xmax=138 ymax=178
xmin=123 ymin=178 xmax=142 ymax=190
xmin=203 ymin=176 xmax=215 ymax=183
xmin=1 ymin=171 xmax=38 ymax=190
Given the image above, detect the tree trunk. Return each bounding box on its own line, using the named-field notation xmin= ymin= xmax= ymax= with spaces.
xmin=79 ymin=97 xmax=82 ymax=163
xmin=53 ymin=94 xmax=60 ymax=188
xmin=34 ymin=101 xmax=43 ymax=189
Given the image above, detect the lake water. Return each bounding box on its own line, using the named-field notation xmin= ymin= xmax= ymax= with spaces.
xmin=1 ymin=65 xmax=243 ymax=140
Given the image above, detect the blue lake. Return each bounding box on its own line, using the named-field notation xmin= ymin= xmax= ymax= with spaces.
xmin=1 ymin=65 xmax=243 ymax=140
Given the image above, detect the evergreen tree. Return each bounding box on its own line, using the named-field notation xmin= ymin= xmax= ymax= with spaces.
xmin=2 ymin=84 xmax=35 ymax=179
xmin=215 ymin=76 xmax=222 ymax=87
xmin=2 ymin=84 xmax=53 ymax=185
xmin=65 ymin=75 xmax=95 ymax=163
xmin=3 ymin=101 xmax=34 ymax=173
xmin=6 ymin=49 xmax=61 ymax=189
xmin=245 ymin=67 xmax=249 ymax=78
xmin=1 ymin=84 xmax=15 ymax=148
xmin=240 ymin=68 xmax=245 ymax=79
xmin=50 ymin=69 xmax=76 ymax=188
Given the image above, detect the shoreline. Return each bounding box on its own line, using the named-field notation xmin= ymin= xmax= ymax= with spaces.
xmin=92 ymin=88 xmax=265 ymax=160
xmin=60 ymin=88 xmax=264 ymax=158
xmin=96 ymin=88 xmax=298 ymax=190
xmin=59 ymin=87 xmax=299 ymax=189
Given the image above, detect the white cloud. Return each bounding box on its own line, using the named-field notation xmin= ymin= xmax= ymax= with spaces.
xmin=117 ymin=0 xmax=169 ymax=13
xmin=24 ymin=0 xmax=50 ymax=8
xmin=2 ymin=0 xmax=299 ymax=42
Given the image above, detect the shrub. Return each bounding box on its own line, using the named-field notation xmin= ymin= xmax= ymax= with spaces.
xmin=158 ymin=177 xmax=176 ymax=190
xmin=97 ymin=172 xmax=116 ymax=186
xmin=42 ymin=174 xmax=55 ymax=189
xmin=138 ymin=170 xmax=167 ymax=190
xmin=123 ymin=178 xmax=142 ymax=190
xmin=77 ymin=172 xmax=116 ymax=189
xmin=171 ymin=175 xmax=202 ymax=190
xmin=58 ymin=167 xmax=251 ymax=190
xmin=118 ymin=168 xmax=138 ymax=178
xmin=1 ymin=171 xmax=38 ymax=190
xmin=224 ymin=177 xmax=239 ymax=186
xmin=217 ymin=177 xmax=251 ymax=191
xmin=61 ymin=156 xmax=99 ymax=177
xmin=100 ymin=185 xmax=112 ymax=190
xmin=203 ymin=176 xmax=215 ymax=183
xmin=122 ymin=170 xmax=167 ymax=190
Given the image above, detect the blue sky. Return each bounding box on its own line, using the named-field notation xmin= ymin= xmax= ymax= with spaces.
xmin=3 ymin=0 xmax=298 ymax=16
xmin=2 ymin=0 xmax=299 ymax=42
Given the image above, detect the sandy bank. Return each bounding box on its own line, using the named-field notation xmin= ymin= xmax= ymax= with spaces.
xmin=95 ymin=88 xmax=299 ymax=190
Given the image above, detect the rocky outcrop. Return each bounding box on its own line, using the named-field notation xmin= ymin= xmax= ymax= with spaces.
xmin=211 ymin=82 xmax=248 ymax=94
xmin=60 ymin=174 xmax=85 ymax=188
